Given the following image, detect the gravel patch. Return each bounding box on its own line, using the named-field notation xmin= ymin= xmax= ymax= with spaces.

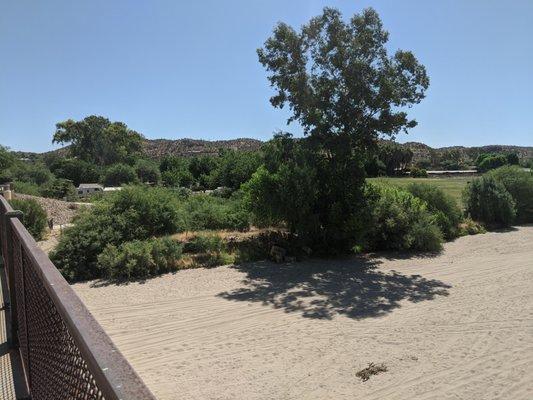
xmin=13 ymin=193 xmax=88 ymax=225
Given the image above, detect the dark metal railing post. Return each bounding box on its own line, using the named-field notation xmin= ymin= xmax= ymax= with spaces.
xmin=3 ymin=210 xmax=23 ymax=346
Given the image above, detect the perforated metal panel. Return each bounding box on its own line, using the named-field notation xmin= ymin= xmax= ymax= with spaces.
xmin=0 ymin=195 xmax=156 ymax=400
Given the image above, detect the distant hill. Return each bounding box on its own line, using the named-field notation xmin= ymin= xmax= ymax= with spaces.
xmin=142 ymin=138 xmax=263 ymax=158
xmin=402 ymin=142 xmax=533 ymax=166
xmin=11 ymin=137 xmax=533 ymax=165
xmin=11 ymin=138 xmax=263 ymax=160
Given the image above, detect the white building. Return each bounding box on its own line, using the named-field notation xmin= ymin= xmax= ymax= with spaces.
xmin=77 ymin=183 xmax=104 ymax=197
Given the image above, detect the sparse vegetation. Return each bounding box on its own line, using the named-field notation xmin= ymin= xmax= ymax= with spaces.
xmin=356 ymin=363 xmax=388 ymax=382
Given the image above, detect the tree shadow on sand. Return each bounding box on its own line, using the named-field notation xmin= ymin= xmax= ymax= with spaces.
xmin=218 ymin=257 xmax=451 ymax=320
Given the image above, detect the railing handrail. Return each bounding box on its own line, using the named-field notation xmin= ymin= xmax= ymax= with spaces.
xmin=0 ymin=194 xmax=156 ymax=399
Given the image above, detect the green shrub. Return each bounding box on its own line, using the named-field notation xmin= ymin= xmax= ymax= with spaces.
xmin=41 ymin=178 xmax=77 ymax=200
xmin=103 ymin=164 xmax=138 ymax=186
xmin=406 ymin=183 xmax=462 ymax=239
xmin=12 ymin=181 xmax=41 ymax=196
xmin=50 ymin=158 xmax=102 ymax=186
xmin=98 ymin=237 xmax=182 ymax=280
xmin=9 ymin=162 xmax=53 ymax=185
xmin=183 ymin=233 xmax=234 ymax=267
xmin=135 ymin=159 xmax=161 ymax=184
xmin=488 ymin=166 xmax=533 ymax=223
xmin=477 ymin=154 xmax=508 ymax=172
xmin=180 ymin=194 xmax=250 ymax=231
xmin=9 ymin=198 xmax=48 ymax=241
xmin=51 ymin=186 xmax=187 ymax=281
xmin=183 ymin=234 xmax=224 ymax=254
xmin=409 ymin=167 xmax=428 ymax=178
xmin=463 ymin=175 xmax=516 ymax=227
xmin=364 ymin=185 xmax=443 ymax=252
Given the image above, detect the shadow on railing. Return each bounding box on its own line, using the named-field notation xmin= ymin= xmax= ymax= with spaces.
xmin=0 ymin=194 xmax=156 ymax=400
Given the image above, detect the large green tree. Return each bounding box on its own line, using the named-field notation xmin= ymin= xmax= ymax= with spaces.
xmin=251 ymin=7 xmax=429 ymax=250
xmin=53 ymin=115 xmax=143 ymax=166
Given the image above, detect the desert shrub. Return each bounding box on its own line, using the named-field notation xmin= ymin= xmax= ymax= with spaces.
xmin=409 ymin=167 xmax=428 ymax=178
xmin=180 ymin=194 xmax=250 ymax=231
xmin=183 ymin=234 xmax=224 ymax=254
xmin=98 ymin=237 xmax=182 ymax=280
xmin=103 ymin=164 xmax=138 ymax=186
xmin=458 ymin=218 xmax=486 ymax=236
xmin=41 ymin=178 xmax=77 ymax=200
xmin=488 ymin=166 xmax=533 ymax=223
xmin=191 ymin=251 xmax=235 ymax=268
xmin=9 ymin=198 xmax=48 ymax=241
xmin=9 ymin=162 xmax=53 ymax=185
xmin=12 ymin=181 xmax=41 ymax=196
xmin=363 ymin=185 xmax=443 ymax=252
xmin=51 ymin=186 xmax=187 ymax=281
xmin=406 ymin=183 xmax=462 ymax=239
xmin=463 ymin=175 xmax=516 ymax=227
xmin=183 ymin=233 xmax=234 ymax=267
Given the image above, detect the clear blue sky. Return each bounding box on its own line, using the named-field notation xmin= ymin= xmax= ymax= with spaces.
xmin=1 ymin=0 xmax=532 ymax=152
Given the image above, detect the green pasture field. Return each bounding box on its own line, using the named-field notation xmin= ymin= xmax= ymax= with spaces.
xmin=368 ymin=176 xmax=475 ymax=207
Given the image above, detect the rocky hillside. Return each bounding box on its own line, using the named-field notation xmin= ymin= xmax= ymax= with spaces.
xmin=142 ymin=138 xmax=263 ymax=158
xmin=13 ymin=137 xmax=532 ymax=164
xmin=13 ymin=138 xmax=263 ymax=160
xmin=402 ymin=142 xmax=533 ymax=166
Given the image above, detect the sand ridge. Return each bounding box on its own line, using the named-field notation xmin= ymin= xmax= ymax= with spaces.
xmin=73 ymin=226 xmax=533 ymax=400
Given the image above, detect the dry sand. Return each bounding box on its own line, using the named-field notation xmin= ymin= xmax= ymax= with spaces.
xmin=73 ymin=226 xmax=533 ymax=400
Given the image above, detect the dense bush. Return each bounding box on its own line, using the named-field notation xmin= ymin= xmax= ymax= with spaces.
xmin=9 ymin=198 xmax=48 ymax=241
xmin=49 ymin=158 xmax=101 ymax=186
xmin=183 ymin=233 xmax=224 ymax=254
xmin=51 ymin=186 xmax=187 ymax=281
xmin=98 ymin=237 xmax=182 ymax=280
xmin=243 ymin=133 xmax=369 ymax=253
xmin=40 ymin=178 xmax=77 ymax=200
xmin=363 ymin=185 xmax=443 ymax=252
xmin=12 ymin=181 xmax=41 ymax=196
xmin=476 ymin=153 xmax=508 ymax=172
xmin=463 ymin=175 xmax=516 ymax=227
xmin=183 ymin=233 xmax=233 ymax=267
xmin=135 ymin=159 xmax=161 ymax=184
xmin=180 ymin=194 xmax=251 ymax=231
xmin=406 ymin=183 xmax=462 ymax=239
xmin=409 ymin=167 xmax=428 ymax=178
xmin=161 ymin=168 xmax=194 ymax=188
xmin=488 ymin=166 xmax=533 ymax=223
xmin=103 ymin=163 xmax=138 ymax=186
xmin=9 ymin=162 xmax=53 ymax=185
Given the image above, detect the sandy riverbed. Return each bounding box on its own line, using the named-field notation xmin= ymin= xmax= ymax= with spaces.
xmin=73 ymin=226 xmax=533 ymax=400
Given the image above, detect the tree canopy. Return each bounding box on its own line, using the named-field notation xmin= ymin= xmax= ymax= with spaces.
xmin=53 ymin=115 xmax=143 ymax=166
xmin=248 ymin=7 xmax=429 ymax=251
xmin=257 ymin=7 xmax=429 ymax=147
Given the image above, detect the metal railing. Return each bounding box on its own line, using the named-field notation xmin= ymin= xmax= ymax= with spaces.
xmin=0 ymin=195 xmax=156 ymax=400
